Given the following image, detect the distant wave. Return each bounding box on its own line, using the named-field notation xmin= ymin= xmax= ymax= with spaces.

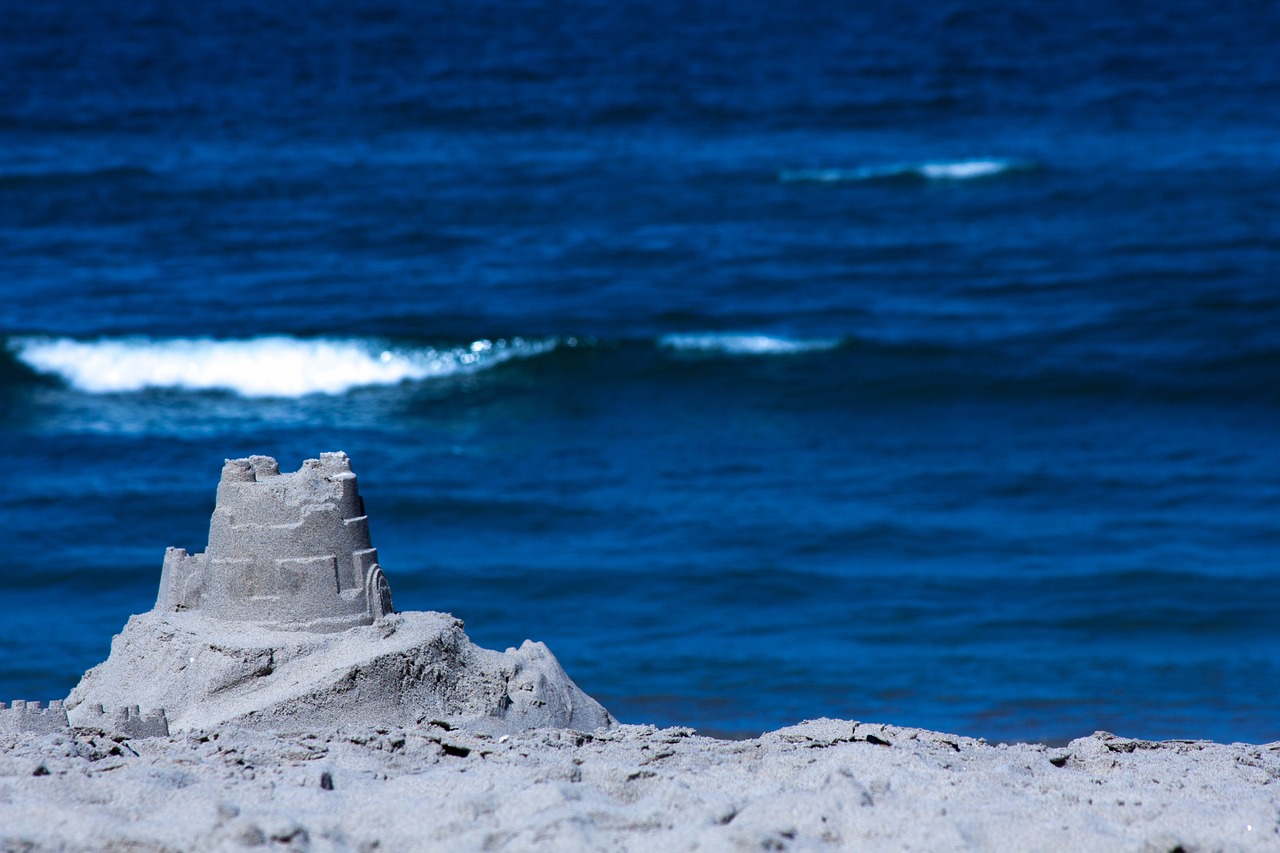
xmin=779 ymin=159 xmax=1032 ymax=184
xmin=658 ymin=333 xmax=840 ymax=355
xmin=8 ymin=336 xmax=557 ymax=398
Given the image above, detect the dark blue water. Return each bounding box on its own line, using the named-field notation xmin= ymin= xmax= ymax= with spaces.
xmin=2 ymin=0 xmax=1278 ymax=744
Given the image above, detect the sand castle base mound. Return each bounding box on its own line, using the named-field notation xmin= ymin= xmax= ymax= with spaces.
xmin=66 ymin=610 xmax=612 ymax=736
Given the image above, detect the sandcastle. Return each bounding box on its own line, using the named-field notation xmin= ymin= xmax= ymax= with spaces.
xmin=156 ymin=451 xmax=394 ymax=633
xmin=0 ymin=700 xmax=169 ymax=739
xmin=66 ymin=453 xmax=613 ymax=736
xmin=0 ymin=701 xmax=70 ymax=735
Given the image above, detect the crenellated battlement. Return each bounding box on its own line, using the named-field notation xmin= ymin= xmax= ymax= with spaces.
xmin=77 ymin=704 xmax=170 ymax=739
xmin=155 ymin=452 xmax=394 ymax=632
xmin=0 ymin=700 xmax=70 ymax=735
xmin=3 ymin=701 xmax=174 ymax=738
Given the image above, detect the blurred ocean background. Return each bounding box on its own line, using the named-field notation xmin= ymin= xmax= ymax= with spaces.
xmin=2 ymin=0 xmax=1278 ymax=744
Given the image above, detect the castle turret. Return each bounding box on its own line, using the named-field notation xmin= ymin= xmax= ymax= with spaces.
xmin=155 ymin=452 xmax=394 ymax=632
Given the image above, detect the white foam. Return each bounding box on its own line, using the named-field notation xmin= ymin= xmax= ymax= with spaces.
xmin=658 ymin=333 xmax=839 ymax=355
xmin=11 ymin=336 xmax=556 ymax=397
xmin=780 ymin=159 xmax=1027 ymax=184
xmin=916 ymin=159 xmax=1013 ymax=180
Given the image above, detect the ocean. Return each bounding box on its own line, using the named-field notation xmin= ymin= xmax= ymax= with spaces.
xmin=1 ymin=0 xmax=1277 ymax=744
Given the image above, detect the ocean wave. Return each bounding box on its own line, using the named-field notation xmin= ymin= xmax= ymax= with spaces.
xmin=779 ymin=159 xmax=1031 ymax=184
xmin=8 ymin=335 xmax=557 ymax=398
xmin=658 ymin=333 xmax=840 ymax=355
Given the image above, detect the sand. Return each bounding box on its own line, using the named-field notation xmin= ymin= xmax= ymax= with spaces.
xmin=2 ymin=716 xmax=1277 ymax=851
xmin=65 ymin=610 xmax=611 ymax=737
xmin=5 ymin=600 xmax=1279 ymax=852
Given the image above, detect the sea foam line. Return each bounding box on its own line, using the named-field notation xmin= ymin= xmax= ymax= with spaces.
xmin=658 ymin=333 xmax=840 ymax=356
xmin=780 ymin=158 xmax=1030 ymax=184
xmin=10 ymin=336 xmax=557 ymax=398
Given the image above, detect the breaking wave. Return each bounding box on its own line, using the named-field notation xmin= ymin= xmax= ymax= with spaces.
xmin=9 ymin=335 xmax=558 ymax=398
xmin=658 ymin=333 xmax=840 ymax=355
xmin=779 ymin=159 xmax=1032 ymax=184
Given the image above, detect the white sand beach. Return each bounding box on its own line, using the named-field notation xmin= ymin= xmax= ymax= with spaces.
xmin=3 ymin=716 xmax=1278 ymax=851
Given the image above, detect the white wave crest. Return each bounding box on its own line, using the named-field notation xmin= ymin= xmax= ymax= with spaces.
xmin=11 ymin=336 xmax=557 ymax=397
xmin=780 ymin=158 xmax=1029 ymax=184
xmin=658 ymin=333 xmax=839 ymax=355
xmin=917 ymin=159 xmax=1014 ymax=180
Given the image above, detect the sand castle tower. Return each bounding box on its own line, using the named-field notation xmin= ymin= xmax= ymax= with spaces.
xmin=155 ymin=452 xmax=394 ymax=632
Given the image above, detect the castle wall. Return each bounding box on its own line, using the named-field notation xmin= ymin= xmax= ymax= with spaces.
xmin=156 ymin=547 xmax=206 ymax=611
xmin=77 ymin=704 xmax=169 ymax=739
xmin=3 ymin=700 xmax=170 ymax=738
xmin=0 ymin=700 xmax=69 ymax=734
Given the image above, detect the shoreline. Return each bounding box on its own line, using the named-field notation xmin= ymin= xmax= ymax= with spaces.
xmin=3 ymin=716 xmax=1277 ymax=851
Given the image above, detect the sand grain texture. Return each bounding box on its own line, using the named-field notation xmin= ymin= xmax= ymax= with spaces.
xmin=3 ymin=719 xmax=1278 ymax=852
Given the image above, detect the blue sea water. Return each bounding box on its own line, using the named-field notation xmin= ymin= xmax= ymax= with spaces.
xmin=1 ymin=0 xmax=1278 ymax=744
